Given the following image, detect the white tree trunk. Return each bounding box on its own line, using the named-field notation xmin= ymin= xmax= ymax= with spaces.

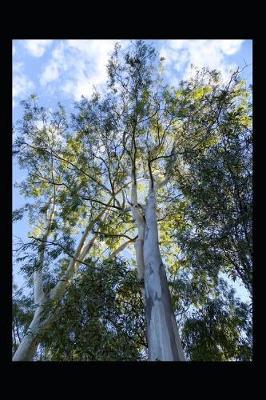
xmin=130 ymin=177 xmax=146 ymax=299
xmin=13 ymin=305 xmax=46 ymax=361
xmin=13 ymin=201 xmax=54 ymax=361
xmin=143 ymin=190 xmax=185 ymax=361
xmin=12 ymin=208 xmax=107 ymax=361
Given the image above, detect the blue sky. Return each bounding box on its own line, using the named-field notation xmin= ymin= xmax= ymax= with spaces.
xmin=12 ymin=39 xmax=252 ymax=301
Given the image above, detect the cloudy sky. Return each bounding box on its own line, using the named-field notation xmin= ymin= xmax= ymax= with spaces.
xmin=13 ymin=39 xmax=252 ymax=109
xmin=12 ymin=39 xmax=252 ymax=298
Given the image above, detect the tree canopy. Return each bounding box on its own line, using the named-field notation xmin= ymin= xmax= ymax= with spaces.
xmin=12 ymin=40 xmax=252 ymax=361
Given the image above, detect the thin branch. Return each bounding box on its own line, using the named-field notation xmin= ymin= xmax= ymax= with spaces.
xmin=80 ymin=195 xmax=127 ymax=211
xmin=48 ymin=201 xmax=111 ymax=302
xmin=108 ymin=237 xmax=137 ymax=259
xmin=20 ymin=141 xmax=111 ymax=194
xmin=92 ymin=231 xmax=136 ymax=241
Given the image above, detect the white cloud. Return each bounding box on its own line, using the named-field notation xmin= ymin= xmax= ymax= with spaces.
xmin=40 ymin=61 xmax=60 ymax=85
xmin=218 ymin=40 xmax=244 ymax=55
xmin=39 ymin=40 xmax=129 ymax=100
xmin=40 ymin=42 xmax=68 ymax=86
xmin=32 ymin=39 xmax=246 ymax=105
xmin=24 ymin=40 xmax=53 ymax=57
xmin=13 ymin=62 xmax=34 ymax=107
xmin=159 ymin=39 xmax=244 ymax=83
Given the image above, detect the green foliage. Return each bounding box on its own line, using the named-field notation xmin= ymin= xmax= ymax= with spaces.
xmin=168 ymin=68 xmax=252 ymax=294
xmin=181 ymin=280 xmax=252 ymax=361
xmin=12 ymin=204 xmax=30 ymax=222
xmin=13 ymin=40 xmax=252 ymax=361
xmin=38 ymin=258 xmax=146 ymax=361
xmin=12 ymin=286 xmax=34 ymax=354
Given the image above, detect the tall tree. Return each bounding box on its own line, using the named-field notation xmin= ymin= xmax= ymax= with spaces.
xmin=73 ymin=41 xmax=186 ymax=360
xmin=12 ymin=99 xmax=127 ymax=360
xmin=167 ymin=68 xmax=252 ymax=295
xmin=13 ymin=41 xmax=252 ymax=361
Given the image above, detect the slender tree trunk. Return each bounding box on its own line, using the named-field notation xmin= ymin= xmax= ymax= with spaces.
xmin=12 ymin=305 xmax=46 ymax=361
xmin=13 ymin=198 xmax=55 ymax=361
xmin=143 ymin=190 xmax=185 ymax=361
xmin=13 ymin=234 xmax=96 ymax=361
xmin=129 ymin=145 xmax=184 ymax=360
xmin=129 ymin=175 xmax=185 ymax=360
xmin=129 ymin=175 xmax=146 ymax=297
xmin=13 ymin=205 xmax=110 ymax=361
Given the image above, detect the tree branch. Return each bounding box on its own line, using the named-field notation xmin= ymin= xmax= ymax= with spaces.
xmin=92 ymin=230 xmax=136 ymax=241
xmin=108 ymin=237 xmax=137 ymax=259
xmin=48 ymin=201 xmax=111 ymax=302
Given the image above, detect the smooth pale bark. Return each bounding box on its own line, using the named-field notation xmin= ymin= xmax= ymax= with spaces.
xmin=129 ymin=158 xmax=184 ymax=360
xmin=129 ymin=172 xmax=146 ymax=306
xmin=13 ymin=198 xmax=57 ymax=361
xmin=34 ymin=197 xmax=56 ymax=304
xmin=143 ymin=190 xmax=185 ymax=361
xmin=130 ymin=171 xmax=145 ymax=281
xmin=12 ymin=206 xmax=108 ymax=361
xmin=12 ymin=302 xmax=48 ymax=361
xmin=13 ymin=236 xmax=92 ymax=361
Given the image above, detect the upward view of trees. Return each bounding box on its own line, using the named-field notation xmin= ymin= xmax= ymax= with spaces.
xmin=12 ymin=40 xmax=252 ymax=361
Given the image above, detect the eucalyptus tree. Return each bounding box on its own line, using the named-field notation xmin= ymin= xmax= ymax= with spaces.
xmin=74 ymin=41 xmax=188 ymax=360
xmin=99 ymin=42 xmax=252 ymax=360
xmin=12 ymin=284 xmax=34 ymax=356
xmin=12 ymin=40 xmax=252 ymax=361
xmin=12 ymin=98 xmax=128 ymax=361
xmin=165 ymin=68 xmax=252 ymax=295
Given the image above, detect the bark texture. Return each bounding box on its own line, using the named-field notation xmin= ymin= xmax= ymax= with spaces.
xmin=13 ymin=206 xmax=108 ymax=361
xmin=143 ymin=190 xmax=185 ymax=361
xmin=129 ymin=170 xmax=185 ymax=361
xmin=12 ymin=304 xmax=48 ymax=361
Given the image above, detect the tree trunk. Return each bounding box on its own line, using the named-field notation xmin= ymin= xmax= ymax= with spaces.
xmin=13 ymin=206 xmax=109 ymax=361
xmin=13 ymin=234 xmax=94 ymax=361
xmin=143 ymin=190 xmax=185 ymax=361
xmin=13 ymin=306 xmax=46 ymax=361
